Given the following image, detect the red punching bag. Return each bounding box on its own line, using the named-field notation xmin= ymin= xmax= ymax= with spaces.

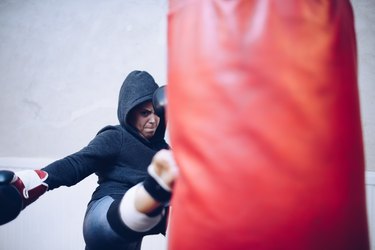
xmin=167 ymin=0 xmax=369 ymax=249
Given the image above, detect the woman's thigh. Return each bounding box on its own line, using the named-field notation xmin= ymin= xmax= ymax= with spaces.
xmin=83 ymin=196 xmax=141 ymax=250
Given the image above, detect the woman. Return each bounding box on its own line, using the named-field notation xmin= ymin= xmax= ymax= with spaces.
xmin=0 ymin=70 xmax=176 ymax=250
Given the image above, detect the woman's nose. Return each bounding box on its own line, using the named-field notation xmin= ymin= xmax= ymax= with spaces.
xmin=149 ymin=113 xmax=157 ymax=123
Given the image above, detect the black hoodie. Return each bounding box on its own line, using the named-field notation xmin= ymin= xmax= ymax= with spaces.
xmin=43 ymin=70 xmax=169 ymax=202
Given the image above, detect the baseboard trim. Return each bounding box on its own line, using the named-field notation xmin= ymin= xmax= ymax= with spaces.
xmin=367 ymin=171 xmax=375 ymax=185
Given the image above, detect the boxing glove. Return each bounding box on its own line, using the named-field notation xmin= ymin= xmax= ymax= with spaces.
xmin=152 ymin=85 xmax=167 ymax=118
xmin=0 ymin=169 xmax=48 ymax=225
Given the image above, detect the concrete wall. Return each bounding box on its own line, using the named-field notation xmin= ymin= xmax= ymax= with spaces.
xmin=0 ymin=0 xmax=374 ymax=250
xmin=0 ymin=0 xmax=168 ymax=159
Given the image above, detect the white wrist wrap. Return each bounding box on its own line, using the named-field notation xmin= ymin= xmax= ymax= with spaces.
xmin=119 ymin=184 xmax=164 ymax=232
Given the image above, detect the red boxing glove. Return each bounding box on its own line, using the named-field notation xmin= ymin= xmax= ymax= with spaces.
xmin=12 ymin=169 xmax=49 ymax=209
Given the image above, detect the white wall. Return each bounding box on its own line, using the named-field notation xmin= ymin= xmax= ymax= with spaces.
xmin=0 ymin=0 xmax=374 ymax=250
xmin=367 ymin=172 xmax=375 ymax=250
xmin=0 ymin=0 xmax=168 ymax=159
xmin=352 ymin=0 xmax=375 ymax=172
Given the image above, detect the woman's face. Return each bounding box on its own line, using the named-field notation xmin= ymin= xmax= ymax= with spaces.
xmin=129 ymin=101 xmax=160 ymax=140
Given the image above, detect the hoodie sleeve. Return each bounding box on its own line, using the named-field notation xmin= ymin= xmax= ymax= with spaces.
xmin=42 ymin=126 xmax=123 ymax=190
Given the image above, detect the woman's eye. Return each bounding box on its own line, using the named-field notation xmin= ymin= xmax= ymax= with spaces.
xmin=141 ymin=111 xmax=151 ymax=117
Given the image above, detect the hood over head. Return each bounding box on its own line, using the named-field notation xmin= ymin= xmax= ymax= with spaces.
xmin=117 ymin=70 xmax=166 ymax=143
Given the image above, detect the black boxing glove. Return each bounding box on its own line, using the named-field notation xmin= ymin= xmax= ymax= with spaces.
xmin=0 ymin=169 xmax=48 ymax=225
xmin=0 ymin=170 xmax=22 ymax=225
xmin=152 ymin=85 xmax=167 ymax=118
